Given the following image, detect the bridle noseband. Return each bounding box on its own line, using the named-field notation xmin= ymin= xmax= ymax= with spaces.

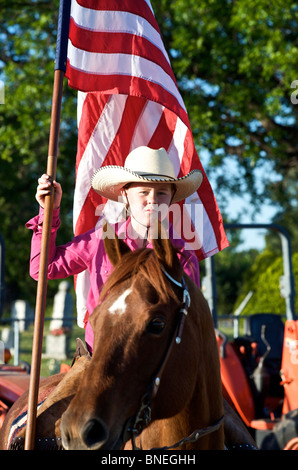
xmin=123 ymin=268 xmax=224 ymax=450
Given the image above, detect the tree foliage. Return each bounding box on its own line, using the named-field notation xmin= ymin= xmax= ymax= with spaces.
xmin=152 ymin=0 xmax=298 ymax=215
xmin=234 ymin=251 xmax=298 ymax=316
xmin=0 ymin=0 xmax=77 ymax=305
xmin=0 ymin=0 xmax=297 ymax=311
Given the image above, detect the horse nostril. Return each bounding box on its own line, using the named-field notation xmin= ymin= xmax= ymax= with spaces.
xmin=81 ymin=418 xmax=109 ymax=449
xmin=61 ymin=430 xmax=71 ymax=450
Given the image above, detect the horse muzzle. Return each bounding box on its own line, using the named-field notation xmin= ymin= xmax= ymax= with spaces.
xmin=60 ymin=413 xmax=123 ymax=450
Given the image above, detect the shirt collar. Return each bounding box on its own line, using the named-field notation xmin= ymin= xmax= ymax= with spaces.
xmin=116 ymin=217 xmax=179 ymax=250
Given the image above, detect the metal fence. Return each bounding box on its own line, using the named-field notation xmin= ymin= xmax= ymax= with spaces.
xmin=0 ymin=316 xmax=77 ymax=366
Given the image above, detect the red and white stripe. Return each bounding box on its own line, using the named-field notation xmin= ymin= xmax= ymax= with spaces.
xmin=65 ymin=0 xmax=229 ymax=327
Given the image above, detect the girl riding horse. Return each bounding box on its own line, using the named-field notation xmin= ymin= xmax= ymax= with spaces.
xmin=27 ymin=146 xmax=203 ymax=353
xmin=0 ymin=146 xmax=257 ymax=450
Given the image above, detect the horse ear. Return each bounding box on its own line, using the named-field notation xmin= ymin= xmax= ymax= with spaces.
xmin=102 ymin=220 xmax=131 ymax=267
xmin=151 ymin=221 xmax=182 ymax=276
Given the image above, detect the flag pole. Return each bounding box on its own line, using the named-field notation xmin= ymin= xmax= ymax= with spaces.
xmin=24 ymin=0 xmax=71 ymax=450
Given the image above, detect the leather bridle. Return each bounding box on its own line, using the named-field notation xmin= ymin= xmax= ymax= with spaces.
xmin=123 ymin=268 xmax=224 ymax=450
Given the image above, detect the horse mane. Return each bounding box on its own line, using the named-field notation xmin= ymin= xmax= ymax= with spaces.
xmin=99 ymin=248 xmax=180 ymax=305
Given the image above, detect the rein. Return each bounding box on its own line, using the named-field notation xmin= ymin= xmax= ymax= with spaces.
xmin=124 ymin=268 xmax=224 ymax=450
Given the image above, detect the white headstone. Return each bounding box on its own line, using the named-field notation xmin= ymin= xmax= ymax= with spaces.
xmin=11 ymin=300 xmax=33 ymax=332
xmin=45 ymin=282 xmax=73 ymax=360
xmin=49 ymin=281 xmax=73 ymax=332
xmin=45 ymin=334 xmax=69 ymax=360
xmin=1 ymin=327 xmax=14 ymax=352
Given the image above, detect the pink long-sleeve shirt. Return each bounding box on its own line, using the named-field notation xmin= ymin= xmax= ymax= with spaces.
xmin=26 ymin=207 xmax=200 ymax=351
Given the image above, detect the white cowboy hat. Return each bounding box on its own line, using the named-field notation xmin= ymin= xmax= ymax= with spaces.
xmin=91 ymin=146 xmax=203 ymax=203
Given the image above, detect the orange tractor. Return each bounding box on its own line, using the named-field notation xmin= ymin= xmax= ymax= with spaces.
xmin=204 ymin=223 xmax=298 ymax=450
xmin=0 ymin=233 xmax=31 ymax=428
xmin=0 ymin=361 xmax=31 ymax=429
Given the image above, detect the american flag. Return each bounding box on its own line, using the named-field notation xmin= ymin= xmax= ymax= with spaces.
xmin=65 ymin=0 xmax=229 ymax=327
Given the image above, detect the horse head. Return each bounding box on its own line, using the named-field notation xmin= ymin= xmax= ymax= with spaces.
xmin=60 ymin=222 xmax=224 ymax=450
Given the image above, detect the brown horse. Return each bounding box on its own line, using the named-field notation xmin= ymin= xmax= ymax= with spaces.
xmin=59 ymin=228 xmax=225 ymax=450
xmin=0 ymin=226 xmax=256 ymax=450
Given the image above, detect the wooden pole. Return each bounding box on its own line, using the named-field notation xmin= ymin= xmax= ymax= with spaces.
xmin=24 ymin=0 xmax=70 ymax=450
xmin=24 ymin=70 xmax=65 ymax=450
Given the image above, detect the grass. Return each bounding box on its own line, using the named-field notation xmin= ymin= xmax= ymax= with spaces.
xmin=1 ymin=319 xmax=85 ymax=377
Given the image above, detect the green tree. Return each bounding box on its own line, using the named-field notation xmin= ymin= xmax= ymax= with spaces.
xmin=201 ymin=228 xmax=259 ymax=315
xmin=234 ymin=252 xmax=298 ymax=315
xmin=152 ymin=0 xmax=298 ymax=217
xmin=0 ymin=0 xmax=297 ymax=312
xmin=0 ymin=0 xmax=76 ymax=306
xmin=213 ymin=247 xmax=260 ymax=316
xmin=152 ymin=0 xmax=298 ymax=315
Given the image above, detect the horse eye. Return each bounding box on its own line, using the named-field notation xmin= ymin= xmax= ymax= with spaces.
xmin=146 ymin=318 xmax=166 ymax=335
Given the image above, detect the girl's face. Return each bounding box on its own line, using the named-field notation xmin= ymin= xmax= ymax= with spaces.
xmin=122 ymin=182 xmax=174 ymax=227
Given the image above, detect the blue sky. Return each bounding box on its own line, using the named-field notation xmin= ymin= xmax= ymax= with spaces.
xmin=225 ymin=195 xmax=278 ymax=251
xmin=200 ymin=149 xmax=280 ymax=251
